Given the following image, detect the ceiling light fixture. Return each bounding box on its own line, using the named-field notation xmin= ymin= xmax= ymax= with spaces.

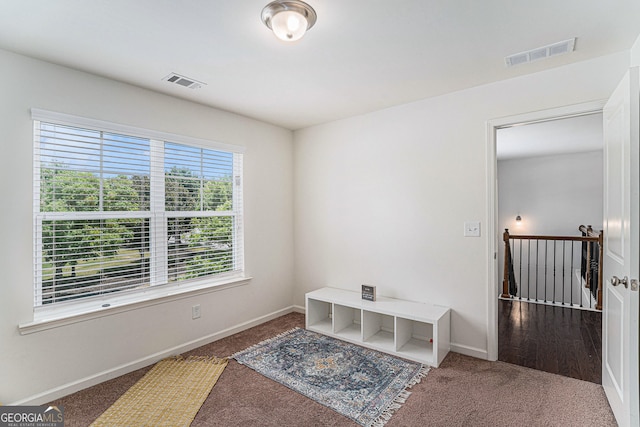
xmin=261 ymin=0 xmax=317 ymax=42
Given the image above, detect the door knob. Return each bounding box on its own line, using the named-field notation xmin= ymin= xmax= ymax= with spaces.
xmin=611 ymin=276 xmax=629 ymax=288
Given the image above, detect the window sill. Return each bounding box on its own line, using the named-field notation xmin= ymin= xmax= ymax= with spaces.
xmin=18 ymin=276 xmax=252 ymax=335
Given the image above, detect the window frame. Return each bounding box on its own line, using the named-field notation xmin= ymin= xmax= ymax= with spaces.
xmin=26 ymin=109 xmax=248 ymax=331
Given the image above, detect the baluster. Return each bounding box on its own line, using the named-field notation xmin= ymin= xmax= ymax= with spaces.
xmin=570 ymin=242 xmax=574 ymax=307
xmin=544 ymin=240 xmax=548 ymax=303
xmin=519 ymin=239 xmax=523 ymax=300
xmin=561 ymin=240 xmax=567 ymax=305
xmin=553 ymin=242 xmax=557 ymax=304
xmin=527 ymin=239 xmax=531 ymax=301
xmin=535 ymin=239 xmax=540 ymax=301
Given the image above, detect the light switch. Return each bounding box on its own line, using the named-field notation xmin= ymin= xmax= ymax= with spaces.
xmin=464 ymin=221 xmax=481 ymax=237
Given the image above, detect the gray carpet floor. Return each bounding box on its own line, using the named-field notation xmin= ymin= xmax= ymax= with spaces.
xmin=50 ymin=312 xmax=616 ymax=426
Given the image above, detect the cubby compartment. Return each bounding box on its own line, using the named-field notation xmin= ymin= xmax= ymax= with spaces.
xmin=333 ymin=304 xmax=361 ymax=341
xmin=395 ymin=318 xmax=434 ymax=361
xmin=306 ymin=287 xmax=450 ymax=367
xmin=306 ymin=298 xmax=332 ymax=334
xmin=362 ymin=310 xmax=395 ymax=352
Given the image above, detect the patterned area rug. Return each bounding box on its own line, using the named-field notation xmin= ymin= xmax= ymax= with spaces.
xmin=232 ymin=328 xmax=428 ymax=427
xmin=91 ymin=356 xmax=228 ymax=427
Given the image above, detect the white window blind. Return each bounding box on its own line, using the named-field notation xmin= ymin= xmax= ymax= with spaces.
xmin=33 ymin=112 xmax=243 ymax=308
xmin=164 ymin=142 xmax=243 ymax=282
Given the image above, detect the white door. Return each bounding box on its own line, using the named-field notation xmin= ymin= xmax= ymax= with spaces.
xmin=602 ymin=66 xmax=640 ymax=427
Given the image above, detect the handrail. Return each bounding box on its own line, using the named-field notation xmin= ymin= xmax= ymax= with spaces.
xmin=507 ymin=234 xmax=599 ymax=242
xmin=502 ymin=227 xmax=603 ymax=310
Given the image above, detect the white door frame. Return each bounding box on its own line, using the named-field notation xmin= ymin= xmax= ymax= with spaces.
xmin=485 ymin=100 xmax=606 ymax=360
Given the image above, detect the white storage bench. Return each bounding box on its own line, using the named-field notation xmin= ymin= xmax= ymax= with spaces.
xmin=305 ymin=287 xmax=451 ymax=367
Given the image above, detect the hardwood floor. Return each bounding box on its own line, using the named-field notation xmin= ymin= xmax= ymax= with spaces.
xmin=498 ymin=298 xmax=602 ymax=384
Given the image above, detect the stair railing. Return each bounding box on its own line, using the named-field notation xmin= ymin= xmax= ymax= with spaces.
xmin=501 ymin=226 xmax=603 ymax=310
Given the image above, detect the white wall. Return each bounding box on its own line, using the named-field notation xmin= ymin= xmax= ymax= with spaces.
xmin=498 ymin=151 xmax=603 ymax=236
xmin=0 ymin=49 xmax=294 ymax=404
xmin=293 ymin=51 xmax=629 ymax=358
xmin=497 ymin=151 xmax=603 ymax=306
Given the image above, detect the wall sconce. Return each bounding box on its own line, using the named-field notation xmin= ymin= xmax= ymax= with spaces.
xmin=515 ymin=214 xmax=522 ymax=223
xmin=261 ymin=0 xmax=317 ymax=42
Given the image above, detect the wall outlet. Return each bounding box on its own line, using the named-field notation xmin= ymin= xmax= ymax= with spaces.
xmin=192 ymin=304 xmax=201 ymax=319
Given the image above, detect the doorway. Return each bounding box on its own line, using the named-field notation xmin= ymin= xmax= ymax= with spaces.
xmin=496 ymin=113 xmax=603 ymax=384
xmin=486 ymin=101 xmax=606 ymax=368
xmin=494 ymin=113 xmax=604 ymax=382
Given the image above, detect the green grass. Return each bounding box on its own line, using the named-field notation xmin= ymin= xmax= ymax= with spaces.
xmin=42 ymin=249 xmax=147 ymax=282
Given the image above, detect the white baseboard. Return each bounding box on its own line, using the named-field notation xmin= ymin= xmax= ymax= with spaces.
xmin=11 ymin=306 xmax=298 ymax=406
xmin=450 ymin=342 xmax=489 ymax=360
xmin=291 ymin=304 xmax=305 ymax=313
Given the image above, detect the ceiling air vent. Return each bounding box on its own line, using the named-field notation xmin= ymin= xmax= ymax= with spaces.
xmin=162 ymin=73 xmax=206 ymax=89
xmin=505 ymin=38 xmax=576 ymax=67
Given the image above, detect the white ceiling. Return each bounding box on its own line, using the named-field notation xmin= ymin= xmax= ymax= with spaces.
xmin=0 ymin=1 xmax=639 ymax=130
xmin=496 ymin=113 xmax=603 ymax=160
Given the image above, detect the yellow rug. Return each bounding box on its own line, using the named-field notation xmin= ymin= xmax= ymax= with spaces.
xmin=91 ymin=356 xmax=228 ymax=427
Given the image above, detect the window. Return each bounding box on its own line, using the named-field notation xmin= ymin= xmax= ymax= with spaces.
xmin=32 ymin=110 xmax=244 ymax=312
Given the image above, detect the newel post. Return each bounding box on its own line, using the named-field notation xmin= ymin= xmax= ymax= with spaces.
xmin=501 ymin=229 xmax=511 ymax=298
